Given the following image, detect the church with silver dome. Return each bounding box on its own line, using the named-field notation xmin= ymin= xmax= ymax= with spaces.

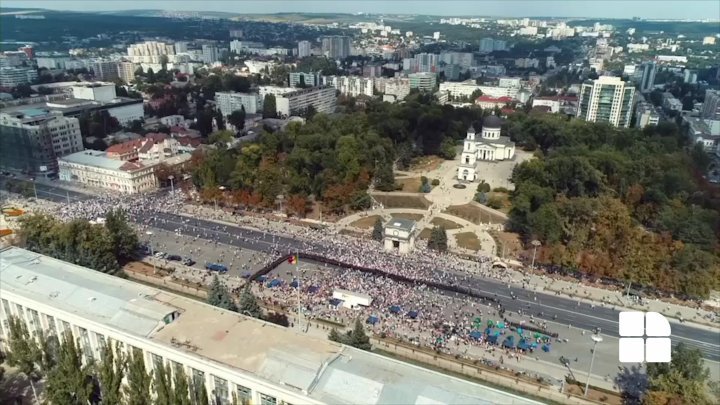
xmin=457 ymin=115 xmax=516 ymax=182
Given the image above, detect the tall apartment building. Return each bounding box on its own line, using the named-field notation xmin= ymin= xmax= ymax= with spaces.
xmin=288 ymin=71 xmax=322 ymax=87
xmin=127 ymin=41 xmax=175 ymax=64
xmin=412 ymin=53 xmax=439 ymax=73
xmin=577 ymin=76 xmax=635 ymax=128
xmin=117 ymin=61 xmax=136 ymax=83
xmin=408 ymin=72 xmax=437 ymax=91
xmin=322 ymin=76 xmax=374 ymax=97
xmin=320 ymin=36 xmax=351 ymax=59
xmin=0 ymin=109 xmax=83 ymax=177
xmin=201 ymin=45 xmax=218 ymax=64
xmin=275 ymin=86 xmax=337 ymax=117
xmin=0 ymin=66 xmax=38 ymax=87
xmin=384 ymin=78 xmax=411 ymax=101
xmin=174 ymin=41 xmax=188 ymax=53
xmin=0 ymin=247 xmax=541 ymax=405
xmin=635 ymin=102 xmax=660 ymax=128
xmin=439 ymin=52 xmax=474 ymax=69
xmin=297 ymin=40 xmax=312 ymax=58
xmin=639 ymin=61 xmax=657 ymax=93
xmin=90 ymin=59 xmax=120 ymax=82
xmin=479 ymin=38 xmax=506 ymax=53
xmin=702 ymin=90 xmax=720 ymax=120
xmin=215 ymin=92 xmax=263 ymax=116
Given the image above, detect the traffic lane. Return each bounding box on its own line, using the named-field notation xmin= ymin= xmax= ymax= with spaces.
xmin=143 ymin=211 xmax=720 ymax=361
xmin=0 ymin=179 xmax=91 ymax=203
xmin=141 ymin=211 xmax=720 ymax=360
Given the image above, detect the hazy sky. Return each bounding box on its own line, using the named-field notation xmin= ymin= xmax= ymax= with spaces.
xmin=3 ymin=0 xmax=719 ymax=20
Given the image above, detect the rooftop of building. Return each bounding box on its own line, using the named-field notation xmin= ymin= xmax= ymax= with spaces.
xmin=0 ymin=96 xmax=142 ymax=116
xmin=59 ymin=150 xmax=150 ymax=172
xmin=385 ymin=218 xmax=416 ymax=232
xmin=0 ymin=247 xmax=541 ymax=405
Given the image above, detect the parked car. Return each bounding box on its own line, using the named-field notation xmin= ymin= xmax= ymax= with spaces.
xmin=154 ymin=252 xmax=166 ymax=259
xmin=182 ymin=258 xmax=195 ymax=266
xmin=166 ymin=254 xmax=182 ymax=261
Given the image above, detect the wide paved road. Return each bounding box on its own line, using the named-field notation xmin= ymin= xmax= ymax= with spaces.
xmin=142 ymin=211 xmax=720 ymax=362
xmin=8 ymin=179 xmax=719 ymax=362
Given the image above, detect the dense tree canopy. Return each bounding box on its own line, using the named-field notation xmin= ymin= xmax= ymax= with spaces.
xmin=191 ymin=95 xmax=484 ymax=214
xmin=506 ymin=112 xmax=720 ymax=298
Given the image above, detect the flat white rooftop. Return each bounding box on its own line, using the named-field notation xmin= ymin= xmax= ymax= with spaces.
xmin=0 ymin=247 xmax=543 ymax=405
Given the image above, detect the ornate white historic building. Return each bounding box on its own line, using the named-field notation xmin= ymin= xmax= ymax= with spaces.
xmin=457 ymin=115 xmax=515 ymax=182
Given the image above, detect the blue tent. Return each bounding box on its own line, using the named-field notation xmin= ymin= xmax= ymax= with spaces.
xmin=502 ymin=336 xmax=516 ymax=349
xmin=390 ymin=305 xmax=402 ymax=314
xmin=267 ymin=279 xmax=283 ymax=288
xmin=484 ymin=327 xmax=493 ymax=335
xmin=290 ymin=280 xmax=299 ymax=288
xmin=542 ymin=344 xmax=551 ymax=353
xmin=329 ymin=298 xmax=342 ymax=307
xmin=518 ymin=338 xmax=532 ymax=351
xmin=367 ymin=316 xmax=379 ymax=325
xmin=307 ymin=286 xmax=320 ymax=294
xmin=257 ymin=275 xmax=268 ymax=282
xmin=487 ymin=334 xmax=499 ymax=345
xmin=469 ymin=331 xmax=483 ymax=340
xmin=407 ymin=310 xmax=419 ymax=319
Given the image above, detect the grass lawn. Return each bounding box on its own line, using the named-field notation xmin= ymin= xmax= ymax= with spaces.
xmin=418 ymin=227 xmax=433 ymax=239
xmin=372 ymin=194 xmax=432 ymax=209
xmin=390 ymin=212 xmax=425 ymax=221
xmin=395 ymin=177 xmax=423 ymax=192
xmin=444 ymin=204 xmax=505 ymax=225
xmin=409 ymin=155 xmax=445 ymax=172
xmin=488 ymin=191 xmax=512 ymax=214
xmin=455 ymin=232 xmax=482 ymax=251
xmin=430 ymin=217 xmax=463 ymax=230
xmin=489 ymin=230 xmax=523 ymax=258
xmin=349 ymin=215 xmax=382 ymax=229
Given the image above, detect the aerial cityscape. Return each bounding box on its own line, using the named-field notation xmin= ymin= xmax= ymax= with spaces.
xmin=0 ymin=1 xmax=719 ymax=404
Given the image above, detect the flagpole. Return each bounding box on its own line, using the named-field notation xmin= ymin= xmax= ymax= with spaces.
xmin=296 ymin=252 xmax=301 ymax=333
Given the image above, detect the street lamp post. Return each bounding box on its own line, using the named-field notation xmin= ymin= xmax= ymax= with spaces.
xmin=530 ymin=239 xmax=541 ymax=271
xmin=584 ymin=334 xmax=603 ymax=397
xmin=146 ymin=231 xmax=156 ymax=274
xmin=30 ymin=178 xmax=37 ymax=199
xmin=168 ymin=175 xmax=175 ymax=194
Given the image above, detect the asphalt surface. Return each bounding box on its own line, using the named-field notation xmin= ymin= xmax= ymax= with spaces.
xmin=6 ymin=179 xmax=720 ymax=362
xmin=141 ymin=211 xmax=720 ymax=362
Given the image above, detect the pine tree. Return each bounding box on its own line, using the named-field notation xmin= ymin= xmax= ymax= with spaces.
xmin=5 ymin=316 xmax=42 ymax=399
xmin=124 ymin=348 xmax=151 ymax=405
xmin=44 ymin=331 xmax=93 ymax=405
xmin=372 ymin=218 xmax=384 ymax=242
xmin=328 ymin=328 xmax=343 ymax=343
xmin=262 ymin=94 xmax=277 ymax=118
xmin=98 ymin=339 xmax=126 ymax=405
xmin=153 ymin=363 xmax=174 ymax=405
xmin=207 ymin=274 xmax=239 ymax=312
xmin=238 ymin=285 xmax=262 ymax=318
xmin=349 ymin=319 xmax=372 ymax=351
xmin=428 ymin=226 xmax=448 ymax=252
xmin=172 ymin=366 xmax=192 ymax=405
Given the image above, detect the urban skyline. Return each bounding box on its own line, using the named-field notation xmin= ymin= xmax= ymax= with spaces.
xmin=3 ymin=0 xmax=720 ymax=20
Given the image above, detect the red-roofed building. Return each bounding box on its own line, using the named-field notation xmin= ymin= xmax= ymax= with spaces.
xmin=106 ymin=139 xmax=145 ymax=161
xmin=475 ymin=95 xmax=514 ymax=109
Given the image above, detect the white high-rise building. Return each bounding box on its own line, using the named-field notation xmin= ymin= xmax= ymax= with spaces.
xmin=639 ymin=61 xmax=657 ymax=93
xmin=127 ymin=41 xmax=175 ymax=64
xmin=320 ymin=36 xmax=351 ymax=59
xmin=174 ymin=41 xmax=188 ymax=53
xmin=412 ymin=53 xmax=439 ymax=73
xmin=384 ymin=78 xmax=411 ymax=101
xmin=408 ymin=72 xmax=437 ymax=91
xmin=275 ymin=86 xmax=337 ymax=117
xmin=288 ymin=72 xmax=322 ymax=87
xmin=635 ymin=102 xmax=660 ymax=128
xmin=297 ymin=41 xmax=312 ymax=58
xmin=215 ymin=92 xmax=263 ymax=116
xmin=117 ymin=61 xmax=136 ymax=84
xmin=0 ymin=66 xmax=38 ymax=87
xmin=201 ymin=45 xmax=218 ymax=64
xmin=322 ymin=76 xmax=374 ymax=97
xmin=577 ymin=76 xmax=636 ymax=128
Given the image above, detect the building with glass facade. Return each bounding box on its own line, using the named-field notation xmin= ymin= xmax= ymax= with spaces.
xmin=577 ymin=76 xmax=635 ymax=128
